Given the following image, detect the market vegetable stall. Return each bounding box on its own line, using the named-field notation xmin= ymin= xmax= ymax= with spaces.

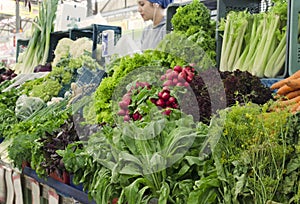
xmin=0 ymin=0 xmax=300 ymax=203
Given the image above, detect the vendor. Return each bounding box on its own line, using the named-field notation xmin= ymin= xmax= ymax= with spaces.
xmin=137 ymin=0 xmax=173 ymax=51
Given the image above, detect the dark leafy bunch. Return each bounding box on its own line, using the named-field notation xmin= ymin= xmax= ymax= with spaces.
xmin=183 ymin=69 xmax=274 ymax=124
xmin=7 ymin=100 xmax=70 ymax=170
xmin=32 ymin=115 xmax=81 ymax=178
xmin=0 ymin=68 xmax=17 ymax=83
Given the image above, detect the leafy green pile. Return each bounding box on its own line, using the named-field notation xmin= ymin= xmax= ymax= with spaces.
xmin=196 ymin=102 xmax=300 ymax=203
xmin=20 ymin=54 xmax=100 ymax=102
xmin=0 ymin=81 xmax=21 ymax=138
xmin=165 ymin=0 xmax=216 ymax=67
xmin=6 ymin=100 xmax=70 ymax=170
xmin=59 ymin=112 xmax=209 ymax=203
xmin=31 ymin=114 xmax=81 ymax=178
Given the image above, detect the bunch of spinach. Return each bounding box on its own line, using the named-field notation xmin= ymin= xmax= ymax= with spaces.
xmin=60 ymin=111 xmax=209 ymax=203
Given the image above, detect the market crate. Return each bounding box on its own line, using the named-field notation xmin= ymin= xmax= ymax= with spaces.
xmin=166 ymin=0 xmax=217 ymax=33
xmin=286 ymin=0 xmax=300 ymax=76
xmin=46 ymin=30 xmax=70 ymax=63
xmin=16 ymin=39 xmax=29 ymax=62
xmin=69 ymin=26 xmax=93 ymax=41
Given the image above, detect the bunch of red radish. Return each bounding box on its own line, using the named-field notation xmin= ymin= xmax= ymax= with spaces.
xmin=161 ymin=65 xmax=196 ymax=87
xmin=150 ymin=87 xmax=178 ymax=116
xmin=117 ymin=81 xmax=150 ymax=122
xmin=117 ymin=65 xmax=196 ymax=121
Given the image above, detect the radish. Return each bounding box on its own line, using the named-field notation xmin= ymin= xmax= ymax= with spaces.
xmin=165 ymin=100 xmax=172 ymax=106
xmin=172 ymin=102 xmax=179 ymax=109
xmin=166 ymin=73 xmax=173 ymax=80
xmin=176 ymin=82 xmax=184 ymax=87
xmin=124 ymin=115 xmax=130 ymax=122
xmin=118 ymin=109 xmax=126 ymax=116
xmin=178 ymin=72 xmax=187 ymax=80
xmin=163 ymin=80 xmax=173 ymax=87
xmin=172 ymin=78 xmax=178 ymax=85
xmin=171 ymin=71 xmax=178 ymax=78
xmin=119 ymin=101 xmax=129 ymax=109
xmin=173 ymin=65 xmax=182 ymax=73
xmin=168 ymin=96 xmax=176 ymax=104
xmin=184 ymin=82 xmax=189 ymax=87
xmin=161 ymin=92 xmax=170 ymax=100
xmin=163 ymin=109 xmax=172 ymax=116
xmin=160 ymin=75 xmax=166 ymax=81
xmin=158 ymin=91 xmax=163 ymax=98
xmin=133 ymin=112 xmax=141 ymax=121
xmin=186 ymin=75 xmax=193 ymax=83
xmin=177 ymin=74 xmax=186 ymax=82
xmin=156 ymin=99 xmax=165 ymax=107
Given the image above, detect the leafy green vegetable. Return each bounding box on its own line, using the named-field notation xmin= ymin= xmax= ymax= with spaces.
xmin=0 ymin=81 xmax=21 ymax=137
xmin=210 ymin=102 xmax=298 ymax=203
xmin=219 ymin=1 xmax=288 ymax=77
xmin=7 ymin=100 xmax=69 ymax=170
xmin=168 ymin=0 xmax=216 ymax=67
xmin=20 ymin=54 xmax=100 ymax=102
xmin=93 ymin=50 xmax=182 ymax=125
xmin=60 ymin=112 xmax=209 ymax=203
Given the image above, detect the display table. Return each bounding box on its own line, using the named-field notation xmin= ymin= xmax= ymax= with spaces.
xmin=0 ymin=161 xmax=96 ymax=204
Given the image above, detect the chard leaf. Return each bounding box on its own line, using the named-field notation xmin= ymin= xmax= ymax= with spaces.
xmin=158 ymin=182 xmax=170 ymax=204
xmin=124 ymin=178 xmax=148 ymax=204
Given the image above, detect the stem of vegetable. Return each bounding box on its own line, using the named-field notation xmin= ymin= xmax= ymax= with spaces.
xmin=219 ymin=14 xmax=232 ymax=71
xmin=264 ymin=31 xmax=286 ymax=77
xmin=252 ymin=14 xmax=280 ymax=77
xmin=227 ymin=19 xmax=248 ymax=70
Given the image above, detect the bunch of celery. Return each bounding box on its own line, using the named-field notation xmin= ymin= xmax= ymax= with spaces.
xmin=15 ymin=0 xmax=59 ymax=74
xmin=219 ymin=1 xmax=287 ymax=78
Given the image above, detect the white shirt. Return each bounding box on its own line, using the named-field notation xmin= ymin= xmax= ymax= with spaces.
xmin=140 ymin=17 xmax=167 ymax=51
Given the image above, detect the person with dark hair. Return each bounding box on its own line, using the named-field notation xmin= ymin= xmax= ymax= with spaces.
xmin=137 ymin=0 xmax=174 ymax=50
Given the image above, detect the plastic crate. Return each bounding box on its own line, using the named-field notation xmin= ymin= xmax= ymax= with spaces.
xmin=166 ymin=0 xmax=217 ymax=33
xmin=286 ymin=0 xmax=300 ymax=76
xmin=91 ymin=24 xmax=122 ymax=62
xmin=69 ymin=26 xmax=94 ymax=41
xmin=16 ymin=39 xmax=29 ymax=62
xmin=47 ymin=30 xmax=70 ymax=63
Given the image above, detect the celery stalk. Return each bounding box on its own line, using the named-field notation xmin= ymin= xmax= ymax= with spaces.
xmin=227 ymin=19 xmax=248 ymax=70
xmin=233 ymin=43 xmax=249 ymax=71
xmin=264 ymin=31 xmax=286 ymax=77
xmin=219 ymin=14 xmax=233 ymax=71
xmin=252 ymin=14 xmax=280 ymax=77
xmin=240 ymin=16 xmax=263 ymax=72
